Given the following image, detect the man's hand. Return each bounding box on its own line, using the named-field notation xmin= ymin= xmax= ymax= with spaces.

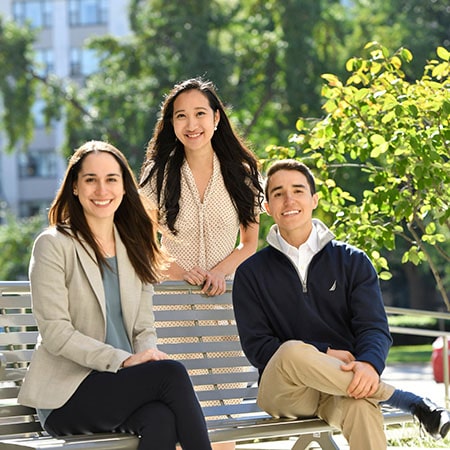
xmin=341 ymin=361 xmax=380 ymax=399
xmin=326 ymin=348 xmax=355 ymax=364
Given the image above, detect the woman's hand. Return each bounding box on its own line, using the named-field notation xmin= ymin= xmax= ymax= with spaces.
xmin=183 ymin=266 xmax=208 ymax=286
xmin=183 ymin=267 xmax=226 ymax=296
xmin=201 ymin=269 xmax=226 ymax=296
xmin=122 ymin=348 xmax=169 ymax=368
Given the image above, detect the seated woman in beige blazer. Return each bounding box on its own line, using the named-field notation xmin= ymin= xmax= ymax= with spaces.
xmin=18 ymin=140 xmax=212 ymax=450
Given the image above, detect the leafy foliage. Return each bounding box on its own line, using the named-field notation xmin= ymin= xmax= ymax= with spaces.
xmin=1 ymin=2 xmax=449 ymax=288
xmin=268 ymin=43 xmax=450 ymax=309
xmin=1 ymin=1 xmax=449 ymax=169
xmin=0 ymin=18 xmax=36 ymax=150
xmin=0 ymin=214 xmax=46 ymax=280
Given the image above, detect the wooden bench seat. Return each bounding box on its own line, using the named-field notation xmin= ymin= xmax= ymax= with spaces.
xmin=0 ymin=281 xmax=411 ymax=450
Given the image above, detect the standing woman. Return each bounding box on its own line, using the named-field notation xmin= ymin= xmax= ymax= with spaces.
xmin=18 ymin=141 xmax=212 ymax=450
xmin=139 ymin=78 xmax=263 ymax=450
xmin=140 ymin=77 xmax=263 ymax=296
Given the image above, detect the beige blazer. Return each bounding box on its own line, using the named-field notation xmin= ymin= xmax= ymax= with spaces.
xmin=18 ymin=226 xmax=157 ymax=409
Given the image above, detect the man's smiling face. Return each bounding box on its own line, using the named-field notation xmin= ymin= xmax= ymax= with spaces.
xmin=265 ymin=169 xmax=318 ymax=245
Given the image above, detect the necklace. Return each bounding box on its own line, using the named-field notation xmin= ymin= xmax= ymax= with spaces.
xmin=101 ymin=244 xmax=115 ymax=258
xmin=95 ymin=232 xmax=115 ymax=258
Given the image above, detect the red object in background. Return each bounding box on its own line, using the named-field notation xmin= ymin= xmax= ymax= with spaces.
xmin=431 ymin=337 xmax=450 ymax=383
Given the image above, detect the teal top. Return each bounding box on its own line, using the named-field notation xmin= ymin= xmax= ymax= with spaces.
xmin=37 ymin=256 xmax=131 ymax=424
xmin=103 ymin=257 xmax=132 ymax=353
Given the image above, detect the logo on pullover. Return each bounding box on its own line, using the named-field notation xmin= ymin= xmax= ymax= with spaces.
xmin=329 ymin=280 xmax=337 ymax=291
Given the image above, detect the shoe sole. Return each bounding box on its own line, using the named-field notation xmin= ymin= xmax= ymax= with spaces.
xmin=440 ymin=420 xmax=450 ymax=439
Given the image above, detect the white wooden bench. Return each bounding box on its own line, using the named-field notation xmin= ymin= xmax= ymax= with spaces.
xmin=0 ymin=281 xmax=411 ymax=450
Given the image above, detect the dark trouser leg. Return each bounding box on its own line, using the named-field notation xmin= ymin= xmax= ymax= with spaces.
xmin=45 ymin=359 xmax=211 ymax=450
xmin=119 ymin=401 xmax=177 ymax=449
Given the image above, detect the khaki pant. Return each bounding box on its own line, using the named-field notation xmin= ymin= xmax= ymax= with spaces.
xmin=257 ymin=341 xmax=396 ymax=450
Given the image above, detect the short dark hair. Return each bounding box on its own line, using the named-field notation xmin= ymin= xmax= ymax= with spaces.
xmin=265 ymin=159 xmax=316 ymax=199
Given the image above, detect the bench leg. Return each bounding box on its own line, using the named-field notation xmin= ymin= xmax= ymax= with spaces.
xmin=291 ymin=431 xmax=340 ymax=450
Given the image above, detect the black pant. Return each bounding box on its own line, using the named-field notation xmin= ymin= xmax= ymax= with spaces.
xmin=45 ymin=359 xmax=212 ymax=450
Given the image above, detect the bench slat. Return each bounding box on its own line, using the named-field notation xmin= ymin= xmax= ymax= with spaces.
xmin=0 ymin=434 xmax=139 ymax=449
xmin=156 ymin=324 xmax=238 ymax=338
xmin=1 ymin=369 xmax=29 ymax=383
xmin=196 ymin=387 xmax=258 ymax=403
xmin=0 ymin=317 xmax=37 ymax=328
xmin=0 ymin=297 xmax=32 ymax=310
xmin=0 ymin=387 xmax=20 ymax=400
xmin=0 ymin=351 xmax=34 ymax=364
xmin=0 ymin=405 xmax=37 ymax=419
xmin=190 ymin=371 xmax=258 ymax=387
xmin=153 ymin=293 xmax=233 ymax=306
xmin=154 ymin=309 xmax=235 ymax=321
xmin=176 ymin=356 xmax=253 ymax=370
xmin=0 ymin=335 xmax=39 ymax=347
xmin=157 ymin=341 xmax=244 ymax=354
xmin=204 ymin=402 xmax=264 ymax=417
xmin=0 ymin=424 xmax=44 ymax=440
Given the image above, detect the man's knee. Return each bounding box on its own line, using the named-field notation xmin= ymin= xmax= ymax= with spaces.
xmin=270 ymin=340 xmax=316 ymax=369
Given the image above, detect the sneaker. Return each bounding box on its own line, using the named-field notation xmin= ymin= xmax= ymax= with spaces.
xmin=411 ymin=397 xmax=450 ymax=440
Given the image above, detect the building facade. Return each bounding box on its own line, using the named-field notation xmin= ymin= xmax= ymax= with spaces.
xmin=0 ymin=0 xmax=130 ymax=220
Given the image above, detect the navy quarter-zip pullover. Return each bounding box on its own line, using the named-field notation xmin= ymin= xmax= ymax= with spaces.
xmin=232 ymin=219 xmax=392 ymax=379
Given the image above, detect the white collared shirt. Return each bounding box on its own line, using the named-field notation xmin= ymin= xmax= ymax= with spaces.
xmin=277 ymin=223 xmax=320 ymax=282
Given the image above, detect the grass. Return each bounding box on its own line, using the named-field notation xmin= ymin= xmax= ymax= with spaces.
xmin=387 ymin=344 xmax=433 ymax=364
xmin=387 ymin=423 xmax=450 ymax=448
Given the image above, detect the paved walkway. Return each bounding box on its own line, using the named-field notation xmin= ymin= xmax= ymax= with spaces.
xmin=236 ymin=362 xmax=450 ymax=449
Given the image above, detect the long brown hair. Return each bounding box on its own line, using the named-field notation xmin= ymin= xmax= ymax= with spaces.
xmin=140 ymin=77 xmax=263 ymax=234
xmin=49 ymin=140 xmax=164 ymax=284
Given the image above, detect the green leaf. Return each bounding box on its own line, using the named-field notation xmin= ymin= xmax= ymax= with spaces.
xmin=437 ymin=46 xmax=450 ymax=62
xmin=379 ymin=271 xmax=393 ymax=281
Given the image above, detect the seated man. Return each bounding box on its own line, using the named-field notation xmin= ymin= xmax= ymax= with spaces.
xmin=232 ymin=159 xmax=450 ymax=450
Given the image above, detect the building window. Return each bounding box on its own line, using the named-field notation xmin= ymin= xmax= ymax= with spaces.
xmin=19 ymin=201 xmax=48 ymax=218
xmin=69 ymin=0 xmax=108 ymax=26
xmin=13 ymin=0 xmax=52 ymax=28
xmin=70 ymin=48 xmax=100 ymax=77
xmin=32 ymin=99 xmax=47 ymax=129
xmin=35 ymin=49 xmax=54 ymax=76
xmin=18 ymin=150 xmax=58 ymax=179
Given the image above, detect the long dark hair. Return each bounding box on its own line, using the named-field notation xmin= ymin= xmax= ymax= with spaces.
xmin=49 ymin=140 xmax=164 ymax=284
xmin=140 ymin=77 xmax=263 ymax=234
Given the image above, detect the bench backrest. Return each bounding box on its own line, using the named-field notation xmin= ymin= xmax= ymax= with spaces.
xmin=0 ymin=281 xmax=261 ymax=438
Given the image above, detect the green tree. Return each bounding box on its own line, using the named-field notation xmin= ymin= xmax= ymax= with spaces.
xmin=0 ymin=213 xmax=46 ymax=280
xmin=268 ymin=43 xmax=450 ymax=310
xmin=0 ymin=19 xmax=37 ymax=151
xmin=342 ymin=0 xmax=450 ymax=81
xmin=0 ymin=1 xmax=285 ymax=169
xmin=1 ymin=1 xmax=448 ymax=169
xmin=2 ymin=4 xmax=449 ymax=163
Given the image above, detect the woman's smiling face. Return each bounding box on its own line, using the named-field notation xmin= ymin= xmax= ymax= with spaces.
xmin=73 ymin=152 xmax=125 ymax=224
xmin=172 ymin=89 xmax=220 ymax=153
